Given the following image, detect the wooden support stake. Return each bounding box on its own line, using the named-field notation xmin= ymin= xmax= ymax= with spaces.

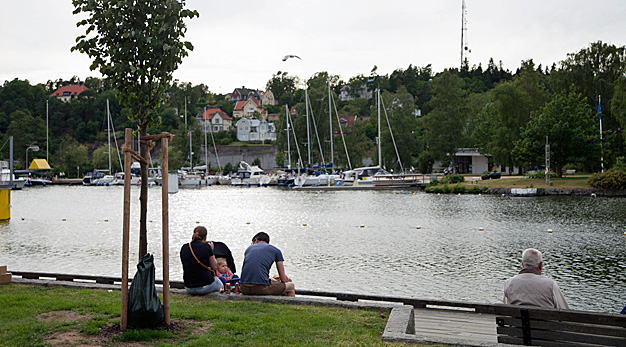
xmin=121 ymin=128 xmax=132 ymax=331
xmin=161 ymin=133 xmax=171 ymax=325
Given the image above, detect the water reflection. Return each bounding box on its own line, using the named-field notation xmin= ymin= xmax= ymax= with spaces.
xmin=0 ymin=186 xmax=625 ymax=312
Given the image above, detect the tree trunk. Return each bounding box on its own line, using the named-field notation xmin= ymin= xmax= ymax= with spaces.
xmin=139 ymin=127 xmax=149 ymax=260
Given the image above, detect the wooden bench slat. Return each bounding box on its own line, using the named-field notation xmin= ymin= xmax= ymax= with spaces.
xmin=531 ymin=329 xmax=625 ymax=346
xmin=497 ymin=316 xmax=626 ymax=338
xmin=494 ymin=304 xmax=626 ymax=327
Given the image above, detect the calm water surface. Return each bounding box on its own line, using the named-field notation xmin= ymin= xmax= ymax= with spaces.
xmin=1 ymin=185 xmax=625 ymax=313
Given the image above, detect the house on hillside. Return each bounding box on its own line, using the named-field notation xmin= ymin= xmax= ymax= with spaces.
xmin=50 ymin=83 xmax=89 ymax=102
xmin=339 ymin=83 xmax=372 ymax=101
xmin=229 ymin=87 xmax=260 ymax=103
xmin=197 ymin=106 xmax=232 ymax=132
xmin=233 ymin=98 xmax=264 ymax=118
xmin=261 ymin=89 xmax=277 ymax=106
xmin=236 ymin=118 xmax=276 ymax=142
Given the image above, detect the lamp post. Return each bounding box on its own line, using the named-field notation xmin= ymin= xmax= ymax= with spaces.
xmin=25 ymin=144 xmax=39 ymax=169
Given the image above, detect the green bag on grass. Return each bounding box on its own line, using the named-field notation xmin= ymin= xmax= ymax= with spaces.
xmin=128 ymin=253 xmax=164 ymax=328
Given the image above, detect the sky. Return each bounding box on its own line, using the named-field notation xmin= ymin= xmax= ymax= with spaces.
xmin=1 ymin=1 xmax=625 ymax=94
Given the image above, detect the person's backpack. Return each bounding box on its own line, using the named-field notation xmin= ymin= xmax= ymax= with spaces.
xmin=127 ymin=253 xmax=164 ymax=327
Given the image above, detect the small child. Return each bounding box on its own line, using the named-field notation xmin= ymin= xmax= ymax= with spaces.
xmin=215 ymin=257 xmax=239 ymax=285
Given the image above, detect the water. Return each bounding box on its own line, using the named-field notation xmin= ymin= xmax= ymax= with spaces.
xmin=1 ymin=185 xmax=625 ymax=313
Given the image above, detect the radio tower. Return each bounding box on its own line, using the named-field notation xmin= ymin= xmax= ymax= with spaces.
xmin=460 ymin=0 xmax=469 ymax=68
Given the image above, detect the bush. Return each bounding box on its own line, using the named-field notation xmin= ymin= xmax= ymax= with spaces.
xmin=588 ymin=168 xmax=626 ymax=190
xmin=525 ymin=170 xmax=557 ymax=179
xmin=452 ymin=184 xmax=466 ymax=194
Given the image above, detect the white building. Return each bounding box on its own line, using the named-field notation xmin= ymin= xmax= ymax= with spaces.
xmin=236 ymin=118 xmax=276 ymax=142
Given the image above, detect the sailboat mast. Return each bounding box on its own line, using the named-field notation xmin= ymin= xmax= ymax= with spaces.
xmin=328 ymin=79 xmax=333 ymax=170
xmin=305 ymin=86 xmax=311 ymax=166
xmin=377 ymin=89 xmax=382 ymax=167
xmin=285 ymin=105 xmax=291 ymax=169
xmin=204 ymin=107 xmax=208 ymax=175
xmin=107 ymin=99 xmax=112 ymax=174
xmin=186 ymin=97 xmax=192 ymax=170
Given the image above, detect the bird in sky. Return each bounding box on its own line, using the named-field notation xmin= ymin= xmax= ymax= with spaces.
xmin=282 ymin=54 xmax=302 ymax=61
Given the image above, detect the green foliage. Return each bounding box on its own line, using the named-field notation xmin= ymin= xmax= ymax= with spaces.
xmin=423 ymin=70 xmax=469 ymax=162
xmin=514 ymin=90 xmax=600 ymax=176
xmin=72 ymin=0 xmax=199 ymax=131
xmin=223 ymin=162 xmax=234 ymax=174
xmin=266 ymin=71 xmax=298 ymax=106
xmin=525 ymin=170 xmax=557 ymax=179
xmin=252 ymin=158 xmax=261 ymax=167
xmin=588 ymin=167 xmax=626 ymax=190
xmin=417 ymin=151 xmax=434 ymax=174
xmin=91 ymin=145 xmax=121 ymax=172
xmin=452 ymin=184 xmax=466 ymax=194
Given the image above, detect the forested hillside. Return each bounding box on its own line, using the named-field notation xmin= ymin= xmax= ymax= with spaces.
xmin=1 ymin=41 xmax=625 ymax=177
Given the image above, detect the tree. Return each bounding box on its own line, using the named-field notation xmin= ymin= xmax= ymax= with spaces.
xmin=6 ymin=110 xmax=46 ymax=168
xmin=53 ymin=135 xmax=89 ymax=177
xmin=72 ymin=0 xmax=198 ymax=258
xmin=611 ymin=76 xmax=626 ymax=145
xmin=477 ymin=61 xmax=549 ymax=173
xmin=378 ymin=87 xmax=420 ymax=171
xmin=514 ymin=90 xmax=600 ymax=176
xmin=423 ymin=70 xmax=468 ymax=163
xmin=266 ymin=71 xmax=298 ymax=106
xmin=92 ymin=145 xmax=121 ymax=172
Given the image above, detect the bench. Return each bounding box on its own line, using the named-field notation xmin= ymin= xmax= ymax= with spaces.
xmin=494 ymin=304 xmax=626 ymax=346
xmin=563 ymin=169 xmax=576 ymax=176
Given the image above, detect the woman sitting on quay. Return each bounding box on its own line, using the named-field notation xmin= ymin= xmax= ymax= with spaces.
xmin=179 ymin=226 xmax=224 ymax=295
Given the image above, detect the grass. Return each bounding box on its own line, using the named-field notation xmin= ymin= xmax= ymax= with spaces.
xmin=0 ymin=283 xmax=440 ymax=346
xmin=462 ymin=174 xmax=594 ymax=190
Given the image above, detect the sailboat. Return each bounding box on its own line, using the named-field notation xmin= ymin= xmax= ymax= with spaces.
xmin=294 ymin=79 xmax=343 ymax=187
xmin=85 ymin=100 xmax=120 ymax=186
xmin=335 ymin=89 xmax=400 ymax=187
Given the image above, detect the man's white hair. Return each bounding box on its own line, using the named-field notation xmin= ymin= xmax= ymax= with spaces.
xmin=522 ymin=248 xmax=543 ymax=268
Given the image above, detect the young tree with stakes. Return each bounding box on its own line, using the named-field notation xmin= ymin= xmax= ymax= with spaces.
xmin=72 ymin=0 xmax=198 ymax=258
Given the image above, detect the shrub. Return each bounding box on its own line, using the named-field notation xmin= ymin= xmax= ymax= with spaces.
xmin=525 ymin=170 xmax=557 ymax=179
xmin=588 ymin=168 xmax=626 ymax=190
xmin=452 ymin=184 xmax=466 ymax=194
xmin=442 ymin=184 xmax=451 ymax=193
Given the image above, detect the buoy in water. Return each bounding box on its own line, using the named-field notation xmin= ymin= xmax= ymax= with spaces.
xmin=21 ymin=217 xmax=24 ymax=220
xmin=104 ymin=219 xmax=109 ymax=222
xmin=437 ymin=193 xmax=441 ymax=196
xmin=416 ymin=226 xmax=421 ymax=229
xmin=479 ymin=227 xmax=484 ymax=231
xmin=360 ymin=224 xmax=365 ymax=228
xmin=458 ymin=193 xmax=461 ymax=195
xmin=196 ymin=221 xmax=200 ymax=224
xmin=302 ymin=223 xmax=307 ymax=226
xmin=62 ymin=218 xmax=66 ymax=221
xmin=246 ymin=222 xmax=250 ymax=224
xmin=502 ymin=194 xmax=505 ymax=197
xmin=548 ymin=229 xmax=553 ymax=233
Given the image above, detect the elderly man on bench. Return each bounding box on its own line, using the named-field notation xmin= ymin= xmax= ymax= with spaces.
xmin=503 ymin=248 xmax=569 ymax=309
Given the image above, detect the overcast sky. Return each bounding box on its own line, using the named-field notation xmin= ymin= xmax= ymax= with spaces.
xmin=1 ymin=1 xmax=625 ymax=94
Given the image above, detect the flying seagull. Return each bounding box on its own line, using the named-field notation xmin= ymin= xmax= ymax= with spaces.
xmin=282 ymin=54 xmax=302 ymax=62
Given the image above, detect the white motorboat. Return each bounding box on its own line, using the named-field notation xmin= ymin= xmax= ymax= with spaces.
xmin=231 ymin=161 xmax=271 ymax=187
xmin=178 ymin=171 xmax=203 ymax=188
xmin=218 ymin=174 xmax=232 ymax=185
xmin=0 ymin=160 xmax=26 ymax=190
xmin=335 ymin=166 xmax=392 ymax=186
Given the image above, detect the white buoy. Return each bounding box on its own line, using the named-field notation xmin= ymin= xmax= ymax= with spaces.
xmin=458 ymin=193 xmax=461 ymax=195
xmin=360 ymin=224 xmax=365 ymax=228
xmin=62 ymin=218 xmax=66 ymax=221
xmin=502 ymin=194 xmax=505 ymax=197
xmin=623 ymin=231 xmax=626 ymax=236
xmin=437 ymin=193 xmax=441 ymax=196
xmin=416 ymin=226 xmax=421 ymax=229
xmin=479 ymin=227 xmax=484 ymax=231
xmin=21 ymin=217 xmax=24 ymax=220
xmin=246 ymin=222 xmax=251 ymax=224
xmin=479 ymin=193 xmax=482 ymax=196
xmin=413 ymin=192 xmax=416 ymax=195
xmin=104 ymin=219 xmax=109 ymax=222
xmin=196 ymin=221 xmax=200 ymax=224
xmin=548 ymin=229 xmax=553 ymax=233
xmin=303 ymin=223 xmax=307 ymax=226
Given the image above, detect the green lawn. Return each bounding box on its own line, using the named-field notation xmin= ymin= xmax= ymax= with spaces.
xmin=0 ymin=284 xmax=437 ymax=346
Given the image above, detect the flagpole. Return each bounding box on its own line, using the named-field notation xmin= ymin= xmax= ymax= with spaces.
xmin=599 ymin=95 xmax=604 ymax=173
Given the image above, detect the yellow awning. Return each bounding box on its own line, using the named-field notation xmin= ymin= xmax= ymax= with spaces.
xmin=28 ymin=159 xmax=52 ymax=170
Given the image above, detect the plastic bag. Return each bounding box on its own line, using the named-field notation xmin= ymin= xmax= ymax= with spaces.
xmin=127 ymin=253 xmax=164 ymax=327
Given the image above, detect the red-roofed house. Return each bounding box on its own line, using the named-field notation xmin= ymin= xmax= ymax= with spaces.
xmin=50 ymin=83 xmax=89 ymax=102
xmin=233 ymin=98 xmax=264 ymax=119
xmin=197 ymin=107 xmax=232 ymax=132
